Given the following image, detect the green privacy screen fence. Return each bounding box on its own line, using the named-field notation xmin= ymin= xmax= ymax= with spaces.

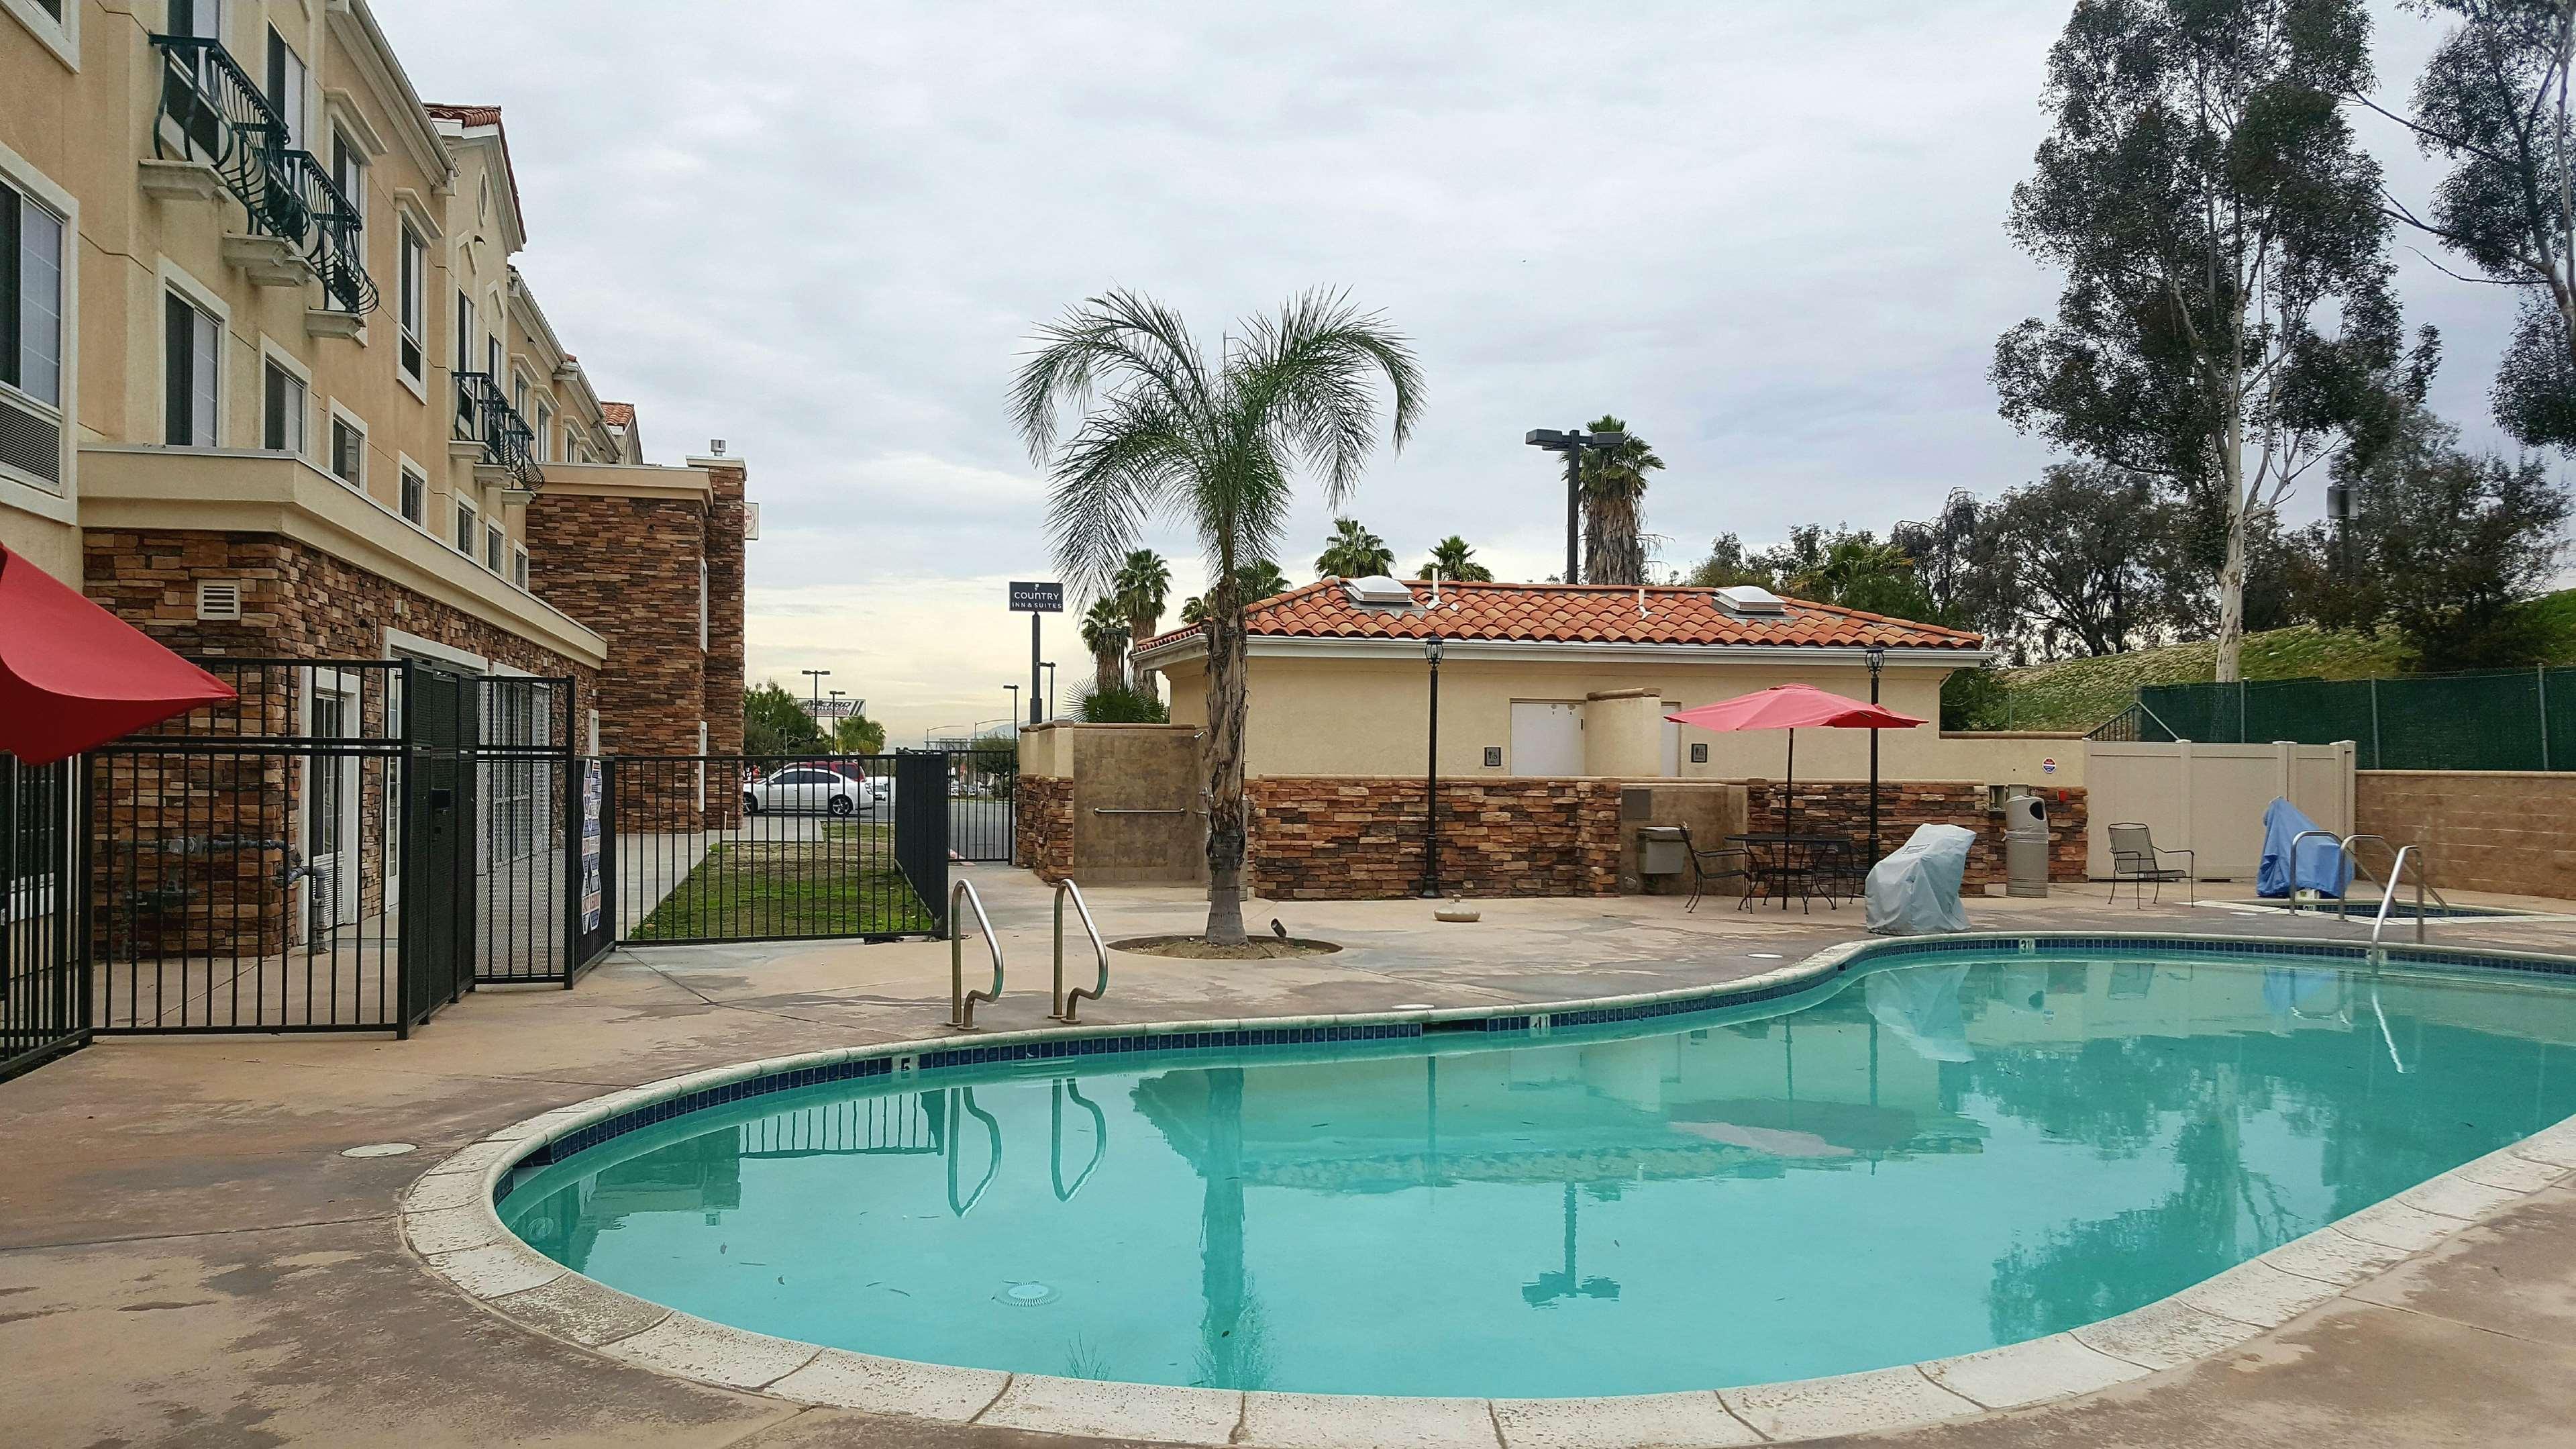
xmin=2108 ymin=668 xmax=2576 ymax=771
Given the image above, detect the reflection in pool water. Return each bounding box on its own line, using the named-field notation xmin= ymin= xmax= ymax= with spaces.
xmin=501 ymin=950 xmax=2576 ymax=1397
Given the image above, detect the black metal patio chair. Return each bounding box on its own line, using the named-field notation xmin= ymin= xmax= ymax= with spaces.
xmin=2106 ymin=821 xmax=2194 ymax=907
xmin=1674 ymin=823 xmax=1749 ymax=913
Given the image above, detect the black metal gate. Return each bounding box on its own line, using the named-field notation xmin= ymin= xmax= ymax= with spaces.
xmin=403 ymin=664 xmax=472 ymax=1028
xmin=935 ymin=739 xmax=1017 ymax=862
xmin=2 ymin=752 xmax=88 ymax=1081
xmin=607 ymin=752 xmax=945 ymax=945
xmin=468 ymin=676 xmax=603 ymax=987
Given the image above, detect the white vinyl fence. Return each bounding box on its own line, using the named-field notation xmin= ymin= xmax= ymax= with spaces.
xmin=2084 ymin=740 xmax=2357 ymax=881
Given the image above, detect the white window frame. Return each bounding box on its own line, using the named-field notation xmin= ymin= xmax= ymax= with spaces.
xmin=155 ymin=259 xmax=229 ymax=452
xmin=533 ymin=401 xmax=552 ymax=461
xmin=511 ymin=542 xmax=529 ymax=590
xmin=257 ymin=339 xmax=311 ymax=458
xmin=329 ymin=128 xmax=365 ymax=229
xmin=484 ymin=520 xmax=503 ymax=574
xmin=324 ymin=400 xmax=366 ymax=490
xmin=395 ymin=221 xmax=426 ymax=394
xmin=2 ymin=0 xmax=79 ymax=72
xmin=0 ymin=140 xmax=75 ymax=499
xmin=453 ymin=494 xmax=478 ymax=557
xmin=264 ymin=25 xmax=309 ymax=153
xmin=395 ymin=452 xmax=427 ymax=530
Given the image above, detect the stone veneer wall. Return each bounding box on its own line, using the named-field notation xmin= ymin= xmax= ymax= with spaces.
xmin=701 ymin=464 xmax=748 ymax=758
xmin=1247 ymin=777 xmax=1622 ymax=901
xmin=1743 ymin=780 xmax=2088 ymax=885
xmin=1017 ymin=775 xmax=1074 ymax=883
xmin=82 ymin=529 xmax=597 ymax=953
xmin=2355 ymin=770 xmax=2576 ymax=897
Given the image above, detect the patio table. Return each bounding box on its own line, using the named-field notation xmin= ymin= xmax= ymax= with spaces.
xmin=1727 ymin=832 xmax=1863 ymax=913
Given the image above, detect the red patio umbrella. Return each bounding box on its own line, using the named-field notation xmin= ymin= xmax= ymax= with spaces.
xmin=1665 ymin=684 xmax=1925 ymax=846
xmin=0 ymin=544 xmax=235 ymax=764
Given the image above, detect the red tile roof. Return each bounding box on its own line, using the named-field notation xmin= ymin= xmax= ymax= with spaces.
xmin=1139 ymin=581 xmax=1983 ymax=654
xmin=423 ymin=103 xmax=503 ymax=128
xmin=599 ymin=402 xmax=635 ymax=427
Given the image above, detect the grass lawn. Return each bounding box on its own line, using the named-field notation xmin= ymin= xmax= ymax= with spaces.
xmin=630 ymin=821 xmax=936 ymax=940
xmin=1985 ymin=589 xmax=2576 ymax=732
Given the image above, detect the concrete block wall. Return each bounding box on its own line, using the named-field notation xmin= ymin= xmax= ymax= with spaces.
xmin=2355 ymin=771 xmax=2576 ymax=897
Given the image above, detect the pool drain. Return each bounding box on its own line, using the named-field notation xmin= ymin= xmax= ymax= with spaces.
xmin=341 ymin=1142 xmax=417 ymax=1158
xmin=998 ymin=1281 xmax=1058 ymax=1307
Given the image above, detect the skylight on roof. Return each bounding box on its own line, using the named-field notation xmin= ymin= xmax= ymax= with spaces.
xmin=1343 ymin=576 xmax=1415 ymax=607
xmin=1715 ymin=585 xmax=1788 ymax=615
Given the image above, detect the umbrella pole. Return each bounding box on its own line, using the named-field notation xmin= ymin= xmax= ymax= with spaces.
xmin=1785 ymin=728 xmax=1795 ymax=835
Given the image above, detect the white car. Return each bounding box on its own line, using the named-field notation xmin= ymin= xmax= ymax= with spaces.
xmin=744 ymin=766 xmax=877 ymax=817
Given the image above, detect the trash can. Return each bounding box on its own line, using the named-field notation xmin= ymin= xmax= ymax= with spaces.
xmin=1637 ymin=826 xmax=1688 ymax=879
xmin=2004 ymin=793 xmax=2049 ymax=899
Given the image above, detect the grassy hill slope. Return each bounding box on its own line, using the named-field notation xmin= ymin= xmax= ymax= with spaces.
xmin=1986 ymin=589 xmax=2576 ymax=732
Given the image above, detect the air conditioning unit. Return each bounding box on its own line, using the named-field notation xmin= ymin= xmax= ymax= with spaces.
xmin=195 ymin=580 xmax=244 ymax=621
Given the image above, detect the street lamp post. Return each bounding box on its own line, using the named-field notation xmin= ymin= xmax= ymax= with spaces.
xmin=1523 ymin=427 xmax=1628 ymax=584
xmin=1865 ymin=644 xmax=1887 ymax=866
xmin=1419 ymin=636 xmax=1444 ymax=899
xmin=1004 ymin=684 xmax=1020 ymax=734
xmin=801 ymin=668 xmax=831 ymax=717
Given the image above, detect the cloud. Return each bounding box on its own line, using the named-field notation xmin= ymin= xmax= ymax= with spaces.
xmin=377 ymin=0 xmax=2558 ymax=747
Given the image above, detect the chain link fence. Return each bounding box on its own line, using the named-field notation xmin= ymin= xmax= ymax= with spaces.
xmin=2116 ymin=668 xmax=2576 ymax=770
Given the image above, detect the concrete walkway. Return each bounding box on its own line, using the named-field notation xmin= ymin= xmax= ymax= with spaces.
xmin=9 ymin=869 xmax=2576 ymax=1446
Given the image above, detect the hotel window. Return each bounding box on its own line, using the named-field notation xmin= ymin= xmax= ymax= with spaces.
xmin=329 ymin=132 xmax=364 ymax=226
xmin=262 ymin=358 xmax=305 ymax=454
xmin=454 ymin=291 xmax=473 ymax=374
xmin=162 ymin=292 xmax=217 ymax=446
xmin=399 ymin=466 xmax=425 ymax=526
xmin=484 ymin=521 xmax=503 ymax=573
xmin=454 ymin=497 xmax=476 ymax=555
xmin=328 ymin=414 xmax=362 ymax=486
xmin=168 ymin=1 xmax=219 ymax=40
xmin=0 ymin=180 xmax=64 ymax=487
xmin=264 ymin=28 xmax=306 ymax=150
xmin=533 ymin=402 xmax=552 ymax=460
xmin=397 ymin=225 xmax=424 ymax=379
xmin=512 ymin=375 xmax=528 ymax=417
xmin=511 ymin=544 xmax=528 ymax=590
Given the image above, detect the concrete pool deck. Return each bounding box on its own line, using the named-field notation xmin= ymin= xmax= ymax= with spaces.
xmin=13 ymin=866 xmax=2576 ymax=1446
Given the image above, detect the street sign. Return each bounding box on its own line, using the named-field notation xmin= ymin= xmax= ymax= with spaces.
xmin=1009 ymin=581 xmax=1064 ymax=613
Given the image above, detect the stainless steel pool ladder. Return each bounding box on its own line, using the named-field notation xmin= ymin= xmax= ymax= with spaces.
xmin=1050 ymin=879 xmax=1109 ymax=1023
xmin=949 ymin=879 xmax=1003 ymax=1030
xmin=2283 ymin=831 xmax=2342 ymax=915
xmin=2335 ymin=834 xmax=2446 ymax=944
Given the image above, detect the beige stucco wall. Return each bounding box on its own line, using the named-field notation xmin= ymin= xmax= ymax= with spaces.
xmin=1157 ymin=651 xmax=1989 ymax=783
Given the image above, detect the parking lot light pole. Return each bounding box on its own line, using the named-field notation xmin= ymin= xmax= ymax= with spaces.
xmin=1524 ymin=428 xmax=1629 ymax=584
xmin=801 ymin=668 xmax=830 ymax=717
xmin=1420 ymin=636 xmax=1444 ymax=899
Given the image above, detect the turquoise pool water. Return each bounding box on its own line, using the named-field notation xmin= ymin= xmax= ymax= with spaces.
xmin=500 ymin=948 xmax=2576 ymax=1397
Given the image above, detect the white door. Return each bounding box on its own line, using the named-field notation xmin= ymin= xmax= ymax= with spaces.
xmin=1510 ymin=701 xmax=1584 ymax=777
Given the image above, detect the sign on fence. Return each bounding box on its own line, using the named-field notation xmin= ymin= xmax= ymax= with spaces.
xmin=580 ymin=759 xmax=603 ymax=936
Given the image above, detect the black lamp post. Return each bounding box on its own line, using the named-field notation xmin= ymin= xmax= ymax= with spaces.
xmin=1420 ymin=636 xmax=1444 ymax=899
xmin=801 ymin=668 xmax=831 ymax=717
xmin=1523 ymin=427 xmax=1627 ymax=584
xmin=1865 ymin=644 xmax=1887 ymax=866
xmin=1003 ymin=684 xmax=1019 ymax=734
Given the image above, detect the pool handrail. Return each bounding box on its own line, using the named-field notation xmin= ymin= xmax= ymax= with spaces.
xmin=1050 ymin=879 xmax=1110 ymax=1023
xmin=944 ymin=1085 xmax=1001 ymax=1215
xmin=2338 ymin=834 xmax=2447 ymax=944
xmin=949 ymin=879 xmax=1004 ymax=1030
xmin=1049 ymin=1077 xmax=1106 ymax=1201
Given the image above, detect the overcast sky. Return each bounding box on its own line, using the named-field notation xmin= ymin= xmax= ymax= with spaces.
xmin=380 ymin=1 xmax=2541 ymax=746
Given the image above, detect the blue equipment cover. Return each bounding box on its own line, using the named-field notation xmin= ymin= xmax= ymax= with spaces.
xmin=2259 ymin=797 xmax=2354 ymax=898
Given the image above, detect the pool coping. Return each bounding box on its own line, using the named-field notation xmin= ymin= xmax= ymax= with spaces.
xmin=401 ymin=930 xmax=2576 ymax=1448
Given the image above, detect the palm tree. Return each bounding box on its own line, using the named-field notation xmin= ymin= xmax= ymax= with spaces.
xmin=1114 ymin=548 xmax=1172 ymax=695
xmin=1013 ymin=288 xmax=1421 ymax=944
xmin=1176 ymin=560 xmax=1291 ymax=628
xmin=1579 ymin=414 xmax=1663 ymax=587
xmin=1420 ymin=535 xmax=1494 ymax=582
xmin=1315 ymin=518 xmax=1394 ymax=578
xmin=1078 ymin=596 xmax=1130 ymax=696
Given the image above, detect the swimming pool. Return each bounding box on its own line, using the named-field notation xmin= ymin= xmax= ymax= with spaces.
xmin=484 ymin=940 xmax=2576 ymax=1401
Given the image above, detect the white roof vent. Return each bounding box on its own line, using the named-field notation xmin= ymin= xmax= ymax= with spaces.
xmin=1343 ymin=575 xmax=1416 ymax=608
xmin=1715 ymin=585 xmax=1788 ymax=616
xmin=195 ymin=579 xmax=244 ymax=621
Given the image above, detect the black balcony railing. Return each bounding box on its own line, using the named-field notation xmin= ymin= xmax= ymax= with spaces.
xmin=150 ymin=36 xmax=378 ymax=317
xmin=456 ymin=371 xmax=539 ymax=485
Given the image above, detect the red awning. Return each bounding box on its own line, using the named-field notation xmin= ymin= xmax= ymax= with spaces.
xmin=1665 ymin=683 xmax=1924 ymax=734
xmin=0 ymin=545 xmax=235 ymax=764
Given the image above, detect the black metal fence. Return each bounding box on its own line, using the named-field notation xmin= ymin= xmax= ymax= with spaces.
xmin=2116 ymin=668 xmax=2576 ymax=770
xmin=611 ymin=754 xmax=944 ymax=945
xmin=930 ymin=740 xmax=1016 ymax=862
xmin=3 ymin=753 xmax=87 ymax=1082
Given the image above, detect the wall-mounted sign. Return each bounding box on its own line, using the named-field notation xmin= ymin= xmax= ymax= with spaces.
xmin=2041 ymin=757 xmax=2057 ymax=775
xmin=1009 ymin=581 xmax=1064 ymax=613
xmin=1483 ymin=746 xmax=1503 ymax=768
xmin=1690 ymin=742 xmax=1709 ymax=764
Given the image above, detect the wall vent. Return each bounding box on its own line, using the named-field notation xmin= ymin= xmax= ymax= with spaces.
xmin=195 ymin=579 xmax=244 ymax=621
xmin=0 ymin=393 xmax=62 ymax=485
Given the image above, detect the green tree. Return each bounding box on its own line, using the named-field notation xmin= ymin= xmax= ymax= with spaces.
xmin=1684 ymin=532 xmax=1775 ymax=589
xmin=1420 ymin=534 xmax=1494 ymax=582
xmin=2358 ymin=1 xmax=2575 ymax=450
xmin=1993 ymin=0 xmax=2414 ymax=683
xmin=1177 ymin=560 xmax=1292 ymax=626
xmin=743 ymin=681 xmax=824 ymax=756
xmin=1973 ymin=464 xmax=2206 ymax=660
xmin=1578 ymin=414 xmax=1663 ymax=587
xmin=833 ymin=713 xmax=886 ymax=754
xmin=2284 ymin=406 xmax=2571 ymax=665
xmin=1076 ymin=682 xmax=1171 ymax=723
xmin=1013 ymin=288 xmax=1421 ymax=944
xmin=1079 ymin=595 xmax=1131 ymax=695
xmin=1315 ymin=518 xmax=1395 ymax=578
xmin=1790 ymin=536 xmax=1937 ymax=621
xmin=1115 ymin=548 xmax=1173 ymax=701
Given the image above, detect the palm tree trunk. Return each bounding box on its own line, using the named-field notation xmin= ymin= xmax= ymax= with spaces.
xmin=1096 ymin=650 xmax=1122 ymax=698
xmin=1202 ymin=601 xmax=1251 ymax=946
xmin=1129 ymin=620 xmax=1157 ymax=700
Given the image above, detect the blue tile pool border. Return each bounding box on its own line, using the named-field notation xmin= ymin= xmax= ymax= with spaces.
xmin=486 ymin=930 xmax=2576 ymax=1205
